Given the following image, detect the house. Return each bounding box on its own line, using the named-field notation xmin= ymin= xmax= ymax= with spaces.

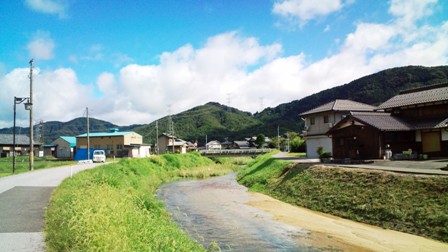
xmin=76 ymin=129 xmax=149 ymax=158
xmin=206 ymin=140 xmax=221 ymax=150
xmin=300 ymin=100 xmax=377 ymax=158
xmin=157 ymin=133 xmax=188 ymax=154
xmin=50 ymin=136 xmax=76 ymax=158
xmin=328 ymin=83 xmax=448 ymax=159
xmin=234 ymin=140 xmax=250 ymax=149
xmin=247 ymin=136 xmax=272 ymax=148
xmin=0 ymin=134 xmax=41 ymax=158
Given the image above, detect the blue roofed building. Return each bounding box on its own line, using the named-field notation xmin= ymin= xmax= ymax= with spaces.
xmin=50 ymin=136 xmax=77 ymax=158
xmin=76 ymin=128 xmax=150 ymax=158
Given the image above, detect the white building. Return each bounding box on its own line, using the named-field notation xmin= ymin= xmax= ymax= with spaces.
xmin=300 ymin=100 xmax=376 ymax=158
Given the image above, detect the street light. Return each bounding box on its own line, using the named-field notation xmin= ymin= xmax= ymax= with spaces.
xmin=13 ymin=96 xmax=30 ymax=174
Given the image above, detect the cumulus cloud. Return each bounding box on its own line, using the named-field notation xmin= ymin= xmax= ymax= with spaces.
xmin=27 ymin=31 xmax=55 ymax=60
xmin=1 ymin=1 xmax=446 ymax=128
xmin=0 ymin=67 xmax=93 ymax=128
xmin=24 ymin=0 xmax=69 ymax=18
xmin=273 ymin=0 xmax=350 ymax=27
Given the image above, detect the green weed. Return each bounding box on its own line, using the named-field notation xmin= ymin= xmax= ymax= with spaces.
xmin=45 ymin=153 xmax=240 ymax=251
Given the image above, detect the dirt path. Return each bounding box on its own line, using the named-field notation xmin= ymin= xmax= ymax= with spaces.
xmin=248 ymin=192 xmax=448 ymax=252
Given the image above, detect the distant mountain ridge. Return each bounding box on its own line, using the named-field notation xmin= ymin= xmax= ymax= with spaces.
xmin=1 ymin=65 xmax=447 ymax=145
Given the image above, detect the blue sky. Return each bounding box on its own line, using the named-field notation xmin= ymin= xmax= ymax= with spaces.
xmin=0 ymin=0 xmax=447 ymax=128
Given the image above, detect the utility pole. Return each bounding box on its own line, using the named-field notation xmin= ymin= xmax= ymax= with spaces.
xmin=277 ymin=124 xmax=280 ymax=150
xmin=156 ymin=120 xmax=159 ymax=154
xmin=29 ymin=59 xmax=34 ymax=171
xmin=86 ymin=107 xmax=90 ymax=160
xmin=172 ymin=120 xmax=175 ymax=153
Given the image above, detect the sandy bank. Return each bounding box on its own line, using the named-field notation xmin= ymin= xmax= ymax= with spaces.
xmin=248 ymin=192 xmax=448 ymax=252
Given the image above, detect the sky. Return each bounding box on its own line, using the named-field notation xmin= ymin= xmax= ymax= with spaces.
xmin=0 ymin=0 xmax=447 ymax=128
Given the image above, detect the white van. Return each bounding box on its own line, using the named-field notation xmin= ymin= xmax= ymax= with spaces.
xmin=92 ymin=150 xmax=106 ymax=163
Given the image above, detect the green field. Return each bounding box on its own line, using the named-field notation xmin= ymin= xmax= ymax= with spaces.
xmin=45 ymin=153 xmax=249 ymax=251
xmin=237 ymin=153 xmax=448 ymax=242
xmin=0 ymin=156 xmax=76 ymax=178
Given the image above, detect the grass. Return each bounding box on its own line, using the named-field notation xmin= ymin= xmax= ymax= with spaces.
xmin=285 ymin=152 xmax=306 ymax=158
xmin=237 ymin=152 xmax=448 ymax=242
xmin=0 ymin=156 xmax=76 ymax=178
xmin=45 ymin=152 xmax=246 ymax=251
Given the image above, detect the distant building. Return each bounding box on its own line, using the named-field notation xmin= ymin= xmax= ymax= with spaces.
xmin=300 ymin=100 xmax=377 ymax=158
xmin=50 ymin=136 xmax=76 ymax=158
xmin=206 ymin=140 xmax=221 ymax=150
xmin=157 ymin=133 xmax=188 ymax=154
xmin=0 ymin=134 xmax=41 ymax=158
xmin=76 ymin=129 xmax=150 ymax=158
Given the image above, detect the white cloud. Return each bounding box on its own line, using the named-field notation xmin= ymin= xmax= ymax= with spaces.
xmin=0 ymin=67 xmax=93 ymax=128
xmin=389 ymin=0 xmax=438 ymax=26
xmin=1 ymin=1 xmax=447 ymax=128
xmin=24 ymin=0 xmax=69 ymax=18
xmin=273 ymin=0 xmax=348 ymax=27
xmin=27 ymin=31 xmax=55 ymax=60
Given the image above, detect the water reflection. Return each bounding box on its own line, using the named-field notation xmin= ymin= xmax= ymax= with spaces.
xmin=157 ymin=173 xmax=318 ymax=251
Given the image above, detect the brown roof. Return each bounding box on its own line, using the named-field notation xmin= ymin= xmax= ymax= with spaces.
xmin=349 ymin=112 xmax=411 ymax=131
xmin=331 ymin=112 xmax=448 ymax=132
xmin=378 ymin=84 xmax=448 ymax=110
xmin=300 ymin=99 xmax=377 ymax=116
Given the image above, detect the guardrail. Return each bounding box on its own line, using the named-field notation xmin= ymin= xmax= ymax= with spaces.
xmin=199 ymin=148 xmax=274 ymax=156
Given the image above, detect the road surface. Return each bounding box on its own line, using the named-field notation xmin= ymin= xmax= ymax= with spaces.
xmin=0 ymin=162 xmax=105 ymax=252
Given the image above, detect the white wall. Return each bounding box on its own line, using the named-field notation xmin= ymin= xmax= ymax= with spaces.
xmin=306 ymin=136 xmax=333 ymax=158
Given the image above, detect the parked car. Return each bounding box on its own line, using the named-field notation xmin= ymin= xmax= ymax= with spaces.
xmin=92 ymin=150 xmax=106 ymax=163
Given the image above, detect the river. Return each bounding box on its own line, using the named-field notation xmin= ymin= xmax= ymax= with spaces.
xmin=157 ymin=173 xmax=319 ymax=251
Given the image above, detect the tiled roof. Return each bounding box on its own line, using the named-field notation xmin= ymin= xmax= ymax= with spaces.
xmin=77 ymin=131 xmax=136 ymax=137
xmin=342 ymin=112 xmax=448 ymax=131
xmin=300 ymin=99 xmax=377 ymax=116
xmin=0 ymin=134 xmax=30 ymax=145
xmin=378 ymin=84 xmax=448 ymax=109
xmin=349 ymin=112 xmax=411 ymax=131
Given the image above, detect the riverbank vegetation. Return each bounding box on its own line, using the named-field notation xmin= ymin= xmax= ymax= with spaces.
xmin=237 ymin=153 xmax=448 ymax=242
xmin=45 ymin=153 xmax=246 ymax=251
xmin=0 ymin=156 xmax=76 ymax=178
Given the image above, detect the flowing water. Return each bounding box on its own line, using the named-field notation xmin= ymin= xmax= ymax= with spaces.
xmin=157 ymin=173 xmax=319 ymax=251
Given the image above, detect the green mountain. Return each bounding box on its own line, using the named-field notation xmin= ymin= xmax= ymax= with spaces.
xmin=1 ymin=65 xmax=447 ymax=145
xmin=132 ymin=102 xmax=262 ymax=145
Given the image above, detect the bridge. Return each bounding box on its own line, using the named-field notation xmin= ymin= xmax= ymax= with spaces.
xmin=199 ymin=148 xmax=274 ymax=157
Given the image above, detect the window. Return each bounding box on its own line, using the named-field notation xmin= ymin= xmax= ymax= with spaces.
xmin=323 ymin=115 xmax=329 ymax=123
xmin=310 ymin=117 xmax=315 ymax=125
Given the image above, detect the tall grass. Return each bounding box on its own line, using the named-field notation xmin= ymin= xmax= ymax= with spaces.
xmin=237 ymin=153 xmax=448 ymax=242
xmin=46 ymin=152 xmax=243 ymax=251
xmin=0 ymin=156 xmax=76 ymax=177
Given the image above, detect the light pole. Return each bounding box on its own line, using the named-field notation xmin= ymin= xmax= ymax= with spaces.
xmin=13 ymin=97 xmax=31 ymax=174
xmin=29 ymin=59 xmax=34 ymax=171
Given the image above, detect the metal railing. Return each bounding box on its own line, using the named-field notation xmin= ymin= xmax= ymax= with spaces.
xmin=199 ymin=148 xmax=274 ymax=156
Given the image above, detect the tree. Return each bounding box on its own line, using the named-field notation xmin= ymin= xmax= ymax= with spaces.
xmin=290 ymin=136 xmax=306 ymax=152
xmin=256 ymin=133 xmax=265 ymax=148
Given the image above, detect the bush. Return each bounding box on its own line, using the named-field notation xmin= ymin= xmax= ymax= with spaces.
xmin=316 ymin=146 xmax=332 ymax=162
xmin=290 ymin=137 xmax=306 ymax=152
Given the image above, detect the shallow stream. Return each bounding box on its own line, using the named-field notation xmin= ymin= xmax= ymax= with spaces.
xmin=157 ymin=173 xmax=319 ymax=251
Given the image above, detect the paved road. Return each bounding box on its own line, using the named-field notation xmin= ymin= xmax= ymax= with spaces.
xmin=0 ymin=162 xmax=106 ymax=252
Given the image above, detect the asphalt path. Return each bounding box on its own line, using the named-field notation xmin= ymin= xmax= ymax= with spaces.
xmin=0 ymin=162 xmax=106 ymax=252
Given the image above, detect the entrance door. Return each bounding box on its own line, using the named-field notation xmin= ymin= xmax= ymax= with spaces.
xmin=422 ymin=131 xmax=441 ymax=153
